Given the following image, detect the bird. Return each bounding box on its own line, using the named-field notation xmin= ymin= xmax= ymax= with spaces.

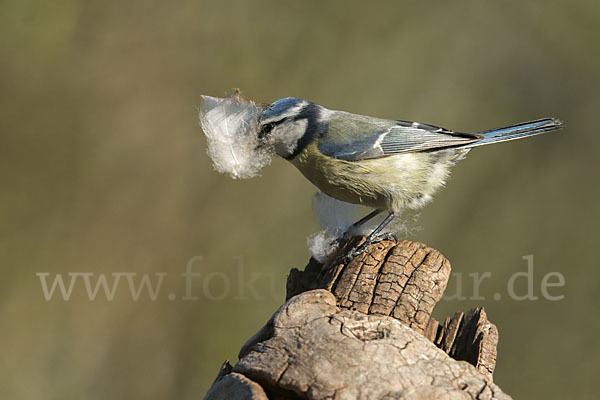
xmin=257 ymin=97 xmax=563 ymax=251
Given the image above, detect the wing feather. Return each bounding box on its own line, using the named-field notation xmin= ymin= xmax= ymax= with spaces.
xmin=318 ymin=119 xmax=481 ymax=161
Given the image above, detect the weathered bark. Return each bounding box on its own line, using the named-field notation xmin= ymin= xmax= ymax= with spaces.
xmin=205 ymin=237 xmax=510 ymax=399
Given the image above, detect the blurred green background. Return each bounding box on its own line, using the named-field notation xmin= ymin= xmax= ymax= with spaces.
xmin=1 ymin=0 xmax=598 ymax=398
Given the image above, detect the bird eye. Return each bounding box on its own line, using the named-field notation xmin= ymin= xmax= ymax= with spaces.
xmin=259 ymin=122 xmax=275 ymax=139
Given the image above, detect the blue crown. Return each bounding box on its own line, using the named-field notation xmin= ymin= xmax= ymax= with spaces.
xmin=261 ymin=97 xmax=304 ymax=123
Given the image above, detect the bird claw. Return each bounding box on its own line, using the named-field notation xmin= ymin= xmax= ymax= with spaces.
xmin=343 ymin=232 xmax=398 ymax=262
xmin=372 ymin=232 xmax=398 ymax=243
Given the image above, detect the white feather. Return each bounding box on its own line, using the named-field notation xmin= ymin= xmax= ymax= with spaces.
xmin=199 ymin=93 xmax=274 ymax=179
xmin=308 ymin=192 xmax=359 ymax=262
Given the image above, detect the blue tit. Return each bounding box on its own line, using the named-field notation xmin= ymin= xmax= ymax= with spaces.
xmin=258 ymin=97 xmax=563 ymax=242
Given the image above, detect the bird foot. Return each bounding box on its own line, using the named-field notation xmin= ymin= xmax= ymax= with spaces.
xmin=344 ymin=232 xmax=398 ymax=262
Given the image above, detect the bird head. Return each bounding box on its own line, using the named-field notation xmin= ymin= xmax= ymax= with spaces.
xmin=258 ymin=97 xmax=321 ymax=158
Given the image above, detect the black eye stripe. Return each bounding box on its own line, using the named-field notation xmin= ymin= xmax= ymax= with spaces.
xmin=258 ymin=117 xmax=289 ymax=137
xmin=258 ymin=121 xmax=279 ymax=139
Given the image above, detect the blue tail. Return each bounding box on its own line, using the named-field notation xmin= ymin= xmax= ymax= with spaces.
xmin=463 ymin=118 xmax=563 ymax=148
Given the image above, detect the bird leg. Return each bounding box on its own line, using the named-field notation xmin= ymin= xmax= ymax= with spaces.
xmin=343 ymin=209 xmax=383 ymax=237
xmin=367 ymin=211 xmax=396 ymax=239
xmin=345 ymin=212 xmax=396 ymax=261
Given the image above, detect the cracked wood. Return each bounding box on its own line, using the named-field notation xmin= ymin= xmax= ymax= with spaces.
xmin=206 ymin=237 xmax=509 ymax=399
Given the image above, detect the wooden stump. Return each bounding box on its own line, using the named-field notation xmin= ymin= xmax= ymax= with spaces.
xmin=205 ymin=238 xmax=510 ymax=399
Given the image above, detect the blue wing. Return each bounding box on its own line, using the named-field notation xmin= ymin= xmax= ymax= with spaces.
xmin=318 ymin=115 xmax=481 ymax=161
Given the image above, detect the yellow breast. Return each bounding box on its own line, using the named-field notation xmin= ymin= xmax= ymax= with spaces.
xmin=289 ymin=143 xmax=392 ymax=209
xmin=288 ymin=143 xmax=454 ymax=212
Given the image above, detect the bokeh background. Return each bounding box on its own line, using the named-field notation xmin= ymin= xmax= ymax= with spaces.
xmin=1 ymin=0 xmax=599 ymax=398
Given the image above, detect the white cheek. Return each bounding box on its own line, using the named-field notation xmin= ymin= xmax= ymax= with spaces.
xmin=292 ymin=119 xmax=308 ymax=135
xmin=275 ymin=119 xmax=308 ymax=155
